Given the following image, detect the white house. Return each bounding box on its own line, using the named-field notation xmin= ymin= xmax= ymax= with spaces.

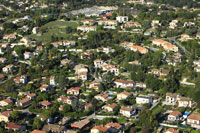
xmin=168 ymin=111 xmax=181 ymax=121
xmin=77 ymin=26 xmax=96 ymax=32
xmin=187 ymin=113 xmax=200 ymax=129
xmin=2 ymin=65 xmax=14 ymax=73
xmin=117 ymin=92 xmax=132 ymax=100
xmin=136 ymin=95 xmax=153 ymax=104
xmin=114 ymin=79 xmax=135 ymax=89
xmin=0 ymin=99 xmax=13 ymax=106
xmin=120 ymin=106 xmax=135 ymax=117
xmin=50 ymin=76 xmax=56 ymax=86
xmin=116 ymin=16 xmax=128 ymax=23
xmin=24 ymin=52 xmax=34 ymax=59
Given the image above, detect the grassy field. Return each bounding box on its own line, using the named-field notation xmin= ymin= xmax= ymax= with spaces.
xmin=28 ymin=21 xmax=78 ymax=42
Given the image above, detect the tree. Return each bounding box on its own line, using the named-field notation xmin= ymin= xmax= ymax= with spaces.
xmin=11 ymin=111 xmax=21 ymax=121
xmin=66 ymin=26 xmax=73 ymax=33
xmin=33 ymin=117 xmax=43 ymax=129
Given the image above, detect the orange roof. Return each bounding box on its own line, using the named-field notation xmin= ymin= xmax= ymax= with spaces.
xmin=105 ymin=122 xmax=122 ymax=129
xmin=120 ymin=106 xmax=133 ymax=112
xmin=121 ymin=91 xmax=131 ymax=96
xmin=40 ymin=101 xmax=51 ymax=106
xmin=104 ymin=103 xmax=117 ymax=109
xmin=6 ymin=122 xmax=21 ymax=130
xmin=130 ymin=45 xmax=147 ymax=53
xmin=1 ymin=111 xmax=12 ymax=117
xmin=166 ymin=128 xmax=179 ymax=133
xmin=169 ymin=111 xmax=181 ymax=117
xmin=19 ymin=97 xmax=30 ymax=104
xmin=92 ymin=125 xmax=109 ymax=132
xmin=67 ymin=87 xmax=80 ymax=92
xmin=31 ymin=130 xmax=46 ymax=133
xmin=114 ymin=79 xmax=134 ymax=84
xmin=2 ymin=98 xmax=12 ymax=104
xmin=188 ymin=113 xmax=200 ymax=121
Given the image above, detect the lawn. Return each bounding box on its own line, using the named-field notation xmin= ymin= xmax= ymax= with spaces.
xmin=28 ymin=21 xmax=78 ymax=42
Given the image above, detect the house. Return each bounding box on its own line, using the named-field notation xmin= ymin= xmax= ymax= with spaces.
xmin=32 ymin=130 xmax=47 ymax=133
xmin=82 ymin=19 xmax=95 ymax=25
xmin=136 ymin=95 xmax=153 ymax=104
xmin=94 ymin=59 xmax=105 ymax=68
xmin=89 ymin=80 xmax=101 ymax=90
xmin=168 ymin=111 xmax=181 ymax=121
xmin=169 ymin=20 xmax=179 ymax=29
xmin=14 ymin=75 xmax=28 ymax=84
xmin=179 ymin=34 xmax=192 ymax=42
xmin=187 ymin=113 xmax=200 ymax=129
xmin=63 ymin=40 xmax=76 ymax=47
xmin=40 ymin=84 xmax=50 ymax=92
xmin=0 ymin=99 xmax=13 ymax=106
xmin=102 ymin=103 xmax=117 ymax=112
xmin=114 ymin=79 xmax=135 ymax=89
xmin=91 ymin=125 xmax=109 ymax=133
xmin=117 ymin=91 xmax=132 ymax=100
xmin=74 ymin=64 xmax=88 ymax=74
xmin=0 ymin=111 xmax=12 ymax=122
xmin=152 ymin=39 xmax=178 ymax=52
xmin=165 ymin=93 xmax=178 ymax=106
xmin=67 ymin=87 xmax=80 ymax=95
xmin=27 ymin=93 xmax=36 ymax=100
xmin=151 ymin=20 xmax=161 ymax=27
xmin=59 ymin=117 xmax=70 ymax=125
xmin=120 ymin=41 xmax=134 ymax=49
xmin=16 ymin=97 xmax=31 ymax=107
xmin=3 ymin=34 xmax=16 ymax=41
xmin=98 ymin=20 xmax=118 ymax=26
xmin=5 ymin=122 xmax=23 ymax=131
xmin=129 ymin=45 xmax=148 ymax=54
xmin=116 ymin=16 xmax=128 ymax=23
xmin=42 ymin=124 xmax=65 ymax=133
xmin=77 ymin=72 xmax=88 ymax=81
xmin=21 ymin=37 xmax=31 ymax=44
xmin=71 ymin=119 xmax=90 ymax=129
xmin=0 ymin=57 xmax=7 ymax=64
xmin=85 ymin=103 xmax=93 ymax=110
xmin=165 ymin=128 xmax=179 ymax=133
xmin=36 ymin=46 xmax=43 ymax=51
xmin=40 ymin=101 xmax=52 ymax=109
xmin=177 ymin=96 xmax=193 ymax=108
xmin=2 ymin=64 xmax=14 ymax=73
xmin=196 ymin=33 xmax=200 ymax=39
xmin=95 ymin=94 xmax=110 ymax=102
xmin=123 ymin=21 xmax=141 ymax=28
xmin=50 ymin=76 xmax=56 ymax=86
xmin=24 ymin=52 xmax=34 ymax=59
xmin=105 ymin=122 xmax=122 ymax=132
xmin=184 ymin=22 xmax=195 ymax=27
xmin=32 ymin=27 xmax=39 ymax=34
xmin=120 ymin=106 xmax=135 ymax=117
xmin=77 ymin=26 xmax=96 ymax=32
xmin=57 ymin=96 xmax=78 ymax=105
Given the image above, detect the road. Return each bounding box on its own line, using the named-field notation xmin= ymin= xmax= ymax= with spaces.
xmin=167 ymin=37 xmax=191 ymax=56
xmin=150 ymin=97 xmax=162 ymax=111
xmin=0 ymin=4 xmax=13 ymax=11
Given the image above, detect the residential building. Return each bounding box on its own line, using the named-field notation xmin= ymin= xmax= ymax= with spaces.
xmin=40 ymin=101 xmax=52 ymax=109
xmin=2 ymin=65 xmax=14 ymax=73
xmin=95 ymin=94 xmax=109 ymax=102
xmin=57 ymin=96 xmax=78 ymax=105
xmin=0 ymin=99 xmax=13 ymax=106
xmin=98 ymin=20 xmax=118 ymax=26
xmin=120 ymin=106 xmax=135 ymax=117
xmin=0 ymin=57 xmax=7 ymax=64
xmin=89 ymin=80 xmax=101 ymax=90
xmin=0 ymin=111 xmax=12 ymax=122
xmin=102 ymin=103 xmax=117 ymax=112
xmin=152 ymin=39 xmax=178 ymax=52
xmin=136 ymin=95 xmax=153 ymax=104
xmin=168 ymin=111 xmax=181 ymax=121
xmin=27 ymin=93 xmax=36 ymax=100
xmin=5 ymin=122 xmax=23 ymax=131
xmin=77 ymin=26 xmax=96 ymax=32
xmin=165 ymin=128 xmax=179 ymax=133
xmin=117 ymin=91 xmax=132 ymax=100
xmin=50 ymin=76 xmax=56 ymax=86
xmin=129 ymin=45 xmax=148 ymax=54
xmin=67 ymin=87 xmax=80 ymax=95
xmin=165 ymin=93 xmax=178 ymax=106
xmin=91 ymin=125 xmax=109 ymax=133
xmin=14 ymin=75 xmax=28 ymax=84
xmin=71 ymin=119 xmax=90 ymax=130
xmin=24 ymin=52 xmax=34 ymax=59
xmin=40 ymin=84 xmax=50 ymax=92
xmin=94 ymin=59 xmax=105 ymax=68
xmin=16 ymin=97 xmax=31 ymax=107
xmin=116 ymin=16 xmax=128 ymax=23
xmin=187 ymin=113 xmax=200 ymax=129
xmin=114 ymin=79 xmax=135 ymax=89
